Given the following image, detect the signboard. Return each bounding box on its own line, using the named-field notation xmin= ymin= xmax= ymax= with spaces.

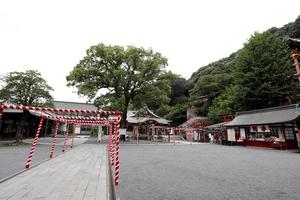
xmin=75 ymin=125 xmax=81 ymax=134
xmin=240 ymin=128 xmax=246 ymax=139
xmin=250 ymin=125 xmax=270 ymax=132
xmin=60 ymin=123 xmax=67 ymax=131
xmin=120 ymin=128 xmax=127 ymax=136
xmin=227 ymin=128 xmax=236 ymax=142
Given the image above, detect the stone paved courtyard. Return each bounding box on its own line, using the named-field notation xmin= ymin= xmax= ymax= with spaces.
xmin=0 ymin=142 xmax=108 ymax=200
xmin=118 ymin=143 xmax=300 ymax=200
xmin=0 ymin=137 xmax=88 ymax=180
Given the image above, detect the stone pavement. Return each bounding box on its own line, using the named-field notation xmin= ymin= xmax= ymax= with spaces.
xmin=119 ymin=143 xmax=300 ymax=200
xmin=0 ymin=137 xmax=90 ymax=181
xmin=0 ymin=143 xmax=108 ymax=200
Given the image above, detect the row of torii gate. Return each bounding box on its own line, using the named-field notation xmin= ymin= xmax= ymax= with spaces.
xmin=0 ymin=104 xmax=123 ymax=186
xmin=131 ymin=125 xmax=209 ymax=144
xmin=0 ymin=103 xmax=209 ymax=188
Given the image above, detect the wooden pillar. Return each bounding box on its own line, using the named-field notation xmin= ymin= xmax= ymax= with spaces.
xmin=155 ymin=128 xmax=158 ymax=144
xmin=44 ymin=118 xmax=49 ymax=137
xmin=0 ymin=107 xmax=3 ymax=137
xmin=173 ymin=128 xmax=175 ymax=145
xmin=147 ymin=126 xmax=150 ymax=142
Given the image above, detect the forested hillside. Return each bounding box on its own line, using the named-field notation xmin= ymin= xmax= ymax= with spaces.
xmin=187 ymin=15 xmax=300 ymax=123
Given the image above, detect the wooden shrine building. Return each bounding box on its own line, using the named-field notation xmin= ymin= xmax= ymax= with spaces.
xmin=225 ymin=104 xmax=300 ymax=150
xmin=126 ymin=108 xmax=170 ymax=141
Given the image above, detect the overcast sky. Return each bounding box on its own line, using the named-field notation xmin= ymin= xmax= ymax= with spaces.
xmin=0 ymin=0 xmax=299 ymax=103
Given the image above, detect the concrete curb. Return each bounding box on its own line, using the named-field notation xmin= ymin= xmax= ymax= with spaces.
xmin=107 ymin=147 xmax=118 ymax=200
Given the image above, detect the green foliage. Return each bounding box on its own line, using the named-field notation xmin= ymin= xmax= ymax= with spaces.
xmin=66 ymin=44 xmax=169 ymax=126
xmin=234 ymin=31 xmax=299 ymax=110
xmin=156 ymin=76 xmax=191 ymax=126
xmin=189 ymin=54 xmax=236 ymax=116
xmin=132 ymin=71 xmax=176 ymax=112
xmin=208 ymin=86 xmax=238 ymax=122
xmin=165 ymin=103 xmax=188 ymax=126
xmin=169 ymin=77 xmax=190 ymax=106
xmin=0 ymin=70 xmax=53 ymax=106
xmin=188 ymin=15 xmax=300 ymax=122
xmin=276 ymin=15 xmax=300 ymax=38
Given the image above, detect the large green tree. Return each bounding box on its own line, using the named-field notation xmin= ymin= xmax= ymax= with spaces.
xmin=66 ymin=44 xmax=168 ymax=126
xmin=0 ymin=70 xmax=53 ymax=143
xmin=0 ymin=70 xmax=53 ymax=106
xmin=234 ymin=31 xmax=299 ymax=110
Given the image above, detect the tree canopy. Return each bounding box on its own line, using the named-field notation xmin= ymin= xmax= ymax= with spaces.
xmin=66 ymin=44 xmax=170 ymax=126
xmin=233 ymin=31 xmax=298 ymax=110
xmin=0 ymin=70 xmax=53 ymax=106
xmin=188 ymin=15 xmax=300 ymax=123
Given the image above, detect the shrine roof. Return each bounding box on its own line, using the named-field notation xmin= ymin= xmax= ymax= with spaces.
xmin=226 ymin=104 xmax=300 ymax=126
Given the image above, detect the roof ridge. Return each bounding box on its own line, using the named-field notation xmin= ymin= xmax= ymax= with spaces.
xmin=236 ymin=104 xmax=299 ymax=116
xmin=53 ymin=100 xmax=95 ymax=105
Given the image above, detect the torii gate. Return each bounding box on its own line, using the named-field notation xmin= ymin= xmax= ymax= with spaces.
xmin=0 ymin=103 xmax=123 ymax=187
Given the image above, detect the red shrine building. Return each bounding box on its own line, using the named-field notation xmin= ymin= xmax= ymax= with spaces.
xmin=225 ymin=104 xmax=300 ymax=150
xmin=0 ymin=101 xmax=98 ymax=139
xmin=126 ymin=108 xmax=170 ymax=140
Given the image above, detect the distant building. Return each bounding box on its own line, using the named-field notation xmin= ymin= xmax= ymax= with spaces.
xmin=0 ymin=108 xmax=44 ymax=139
xmin=178 ymin=116 xmax=209 ymax=142
xmin=0 ymin=101 xmax=99 ymax=139
xmin=225 ymin=104 xmax=300 ymax=149
xmin=126 ymin=108 xmax=170 ymax=140
xmin=52 ymin=101 xmax=98 ymax=135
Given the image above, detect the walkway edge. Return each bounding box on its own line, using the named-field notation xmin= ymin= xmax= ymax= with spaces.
xmin=107 ymin=147 xmax=118 ymax=200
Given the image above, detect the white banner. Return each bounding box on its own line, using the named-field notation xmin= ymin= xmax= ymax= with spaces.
xmin=227 ymin=128 xmax=236 ymax=141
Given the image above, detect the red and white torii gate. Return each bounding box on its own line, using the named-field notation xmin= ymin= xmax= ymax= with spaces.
xmin=0 ymin=103 xmax=123 ymax=187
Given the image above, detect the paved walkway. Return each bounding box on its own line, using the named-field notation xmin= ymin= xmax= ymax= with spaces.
xmin=0 ymin=137 xmax=90 ymax=181
xmin=0 ymin=144 xmax=108 ymax=200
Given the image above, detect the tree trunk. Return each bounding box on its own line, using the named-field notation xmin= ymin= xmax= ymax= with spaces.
xmin=16 ymin=125 xmax=23 ymax=144
xmin=121 ymin=98 xmax=130 ymax=128
xmin=16 ymin=110 xmax=29 ymax=144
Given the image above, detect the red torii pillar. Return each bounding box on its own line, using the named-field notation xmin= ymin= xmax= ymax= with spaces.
xmin=61 ymin=123 xmax=70 ymax=152
xmin=49 ymin=121 xmax=60 ymax=158
xmin=146 ymin=126 xmax=150 ymax=143
xmin=70 ymin=123 xmax=77 ymax=148
xmin=114 ymin=122 xmax=121 ymax=186
xmin=25 ymin=115 xmax=45 ymax=169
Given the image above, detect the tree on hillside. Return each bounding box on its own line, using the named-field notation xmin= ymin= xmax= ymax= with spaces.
xmin=276 ymin=15 xmax=300 ymax=38
xmin=207 ymin=86 xmax=238 ymax=122
xmin=0 ymin=70 xmax=53 ymax=106
xmin=66 ymin=44 xmax=168 ymax=127
xmin=188 ymin=53 xmax=236 ymax=117
xmin=234 ymin=31 xmax=299 ymax=110
xmin=157 ymin=77 xmax=190 ymax=126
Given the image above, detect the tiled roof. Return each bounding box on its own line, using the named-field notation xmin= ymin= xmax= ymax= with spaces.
xmin=288 ymin=38 xmax=300 ymax=49
xmin=127 ymin=109 xmax=170 ymax=125
xmin=178 ymin=116 xmax=207 ymax=128
xmin=53 ymin=101 xmax=97 ymax=110
xmin=226 ymin=104 xmax=300 ymax=126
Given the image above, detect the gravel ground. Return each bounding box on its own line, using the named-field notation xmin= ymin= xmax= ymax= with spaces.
xmin=0 ymin=137 xmax=88 ymax=180
xmin=118 ymin=143 xmax=300 ymax=200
